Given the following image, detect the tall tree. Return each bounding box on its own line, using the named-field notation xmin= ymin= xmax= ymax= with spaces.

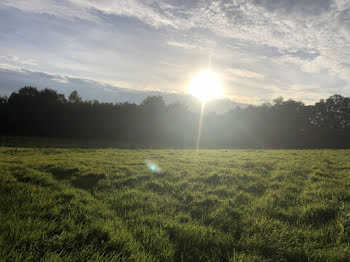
xmin=69 ymin=90 xmax=83 ymax=104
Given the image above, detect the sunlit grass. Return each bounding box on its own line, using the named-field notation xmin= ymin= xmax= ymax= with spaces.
xmin=1 ymin=147 xmax=350 ymax=261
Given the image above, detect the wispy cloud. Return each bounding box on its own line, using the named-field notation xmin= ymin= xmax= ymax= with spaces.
xmin=167 ymin=41 xmax=197 ymax=50
xmin=226 ymin=68 xmax=265 ymax=79
xmin=0 ymin=55 xmax=38 ymax=66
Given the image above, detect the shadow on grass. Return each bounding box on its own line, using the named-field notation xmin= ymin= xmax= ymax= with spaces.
xmin=47 ymin=166 xmax=107 ymax=192
xmin=47 ymin=166 xmax=80 ymax=180
xmin=71 ymin=173 xmax=107 ymax=191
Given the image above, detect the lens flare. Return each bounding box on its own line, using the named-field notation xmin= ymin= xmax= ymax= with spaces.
xmin=145 ymin=160 xmax=161 ymax=173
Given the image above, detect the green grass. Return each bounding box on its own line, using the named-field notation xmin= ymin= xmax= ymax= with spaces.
xmin=1 ymin=148 xmax=350 ymax=261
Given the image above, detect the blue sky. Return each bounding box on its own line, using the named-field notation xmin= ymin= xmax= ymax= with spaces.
xmin=0 ymin=0 xmax=350 ymax=104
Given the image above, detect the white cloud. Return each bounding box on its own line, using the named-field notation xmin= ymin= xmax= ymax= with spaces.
xmin=167 ymin=41 xmax=196 ymax=50
xmin=0 ymin=55 xmax=38 ymax=66
xmin=226 ymin=68 xmax=265 ymax=79
xmin=2 ymin=0 xmax=99 ymax=22
xmin=2 ymin=0 xmax=350 ymax=104
xmin=0 ymin=63 xmax=23 ymax=72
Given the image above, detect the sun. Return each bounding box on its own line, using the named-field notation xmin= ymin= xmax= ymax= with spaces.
xmin=188 ymin=69 xmax=224 ymax=102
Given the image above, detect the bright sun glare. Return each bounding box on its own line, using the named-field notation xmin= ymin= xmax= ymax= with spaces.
xmin=188 ymin=69 xmax=224 ymax=102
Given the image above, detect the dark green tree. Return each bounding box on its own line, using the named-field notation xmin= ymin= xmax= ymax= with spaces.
xmin=69 ymin=90 xmax=83 ymax=104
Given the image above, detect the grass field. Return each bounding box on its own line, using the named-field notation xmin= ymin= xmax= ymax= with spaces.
xmin=1 ymin=147 xmax=350 ymax=261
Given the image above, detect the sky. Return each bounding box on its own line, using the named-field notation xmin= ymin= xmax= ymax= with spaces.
xmin=1 ymin=0 xmax=350 ymax=104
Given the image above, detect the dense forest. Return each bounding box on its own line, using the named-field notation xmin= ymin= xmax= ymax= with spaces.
xmin=0 ymin=86 xmax=350 ymax=148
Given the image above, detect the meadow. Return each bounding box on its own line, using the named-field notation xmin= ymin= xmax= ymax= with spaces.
xmin=1 ymin=147 xmax=350 ymax=261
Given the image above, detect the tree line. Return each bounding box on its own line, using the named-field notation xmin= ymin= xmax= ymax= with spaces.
xmin=0 ymin=86 xmax=350 ymax=148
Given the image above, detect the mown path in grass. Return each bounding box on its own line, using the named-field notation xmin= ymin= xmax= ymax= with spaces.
xmin=1 ymin=148 xmax=350 ymax=261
